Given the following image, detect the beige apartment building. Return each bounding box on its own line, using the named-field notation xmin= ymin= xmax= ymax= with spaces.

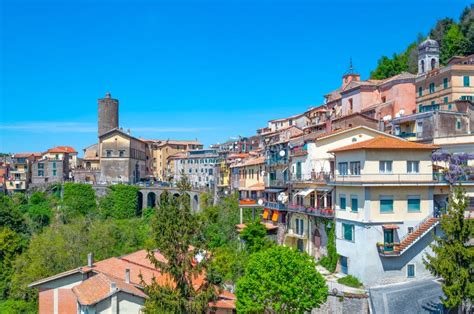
xmin=416 ymin=39 xmax=474 ymax=112
xmin=145 ymin=139 xmax=203 ymax=180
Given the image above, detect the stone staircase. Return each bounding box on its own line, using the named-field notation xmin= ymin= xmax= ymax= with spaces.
xmin=393 ymin=217 xmax=439 ymax=255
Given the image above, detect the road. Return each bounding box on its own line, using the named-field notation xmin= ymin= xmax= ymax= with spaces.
xmin=370 ymin=279 xmax=445 ymax=314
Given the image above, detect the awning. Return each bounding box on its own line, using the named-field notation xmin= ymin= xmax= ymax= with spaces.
xmin=271 ymin=211 xmax=279 ymax=222
xmin=265 ymin=188 xmax=286 ymax=193
xmin=382 ymin=224 xmax=400 ymax=230
xmin=262 ymin=208 xmax=270 ymax=219
xmin=316 ymin=187 xmax=333 ymax=192
xmin=295 ymin=188 xmax=315 ymax=198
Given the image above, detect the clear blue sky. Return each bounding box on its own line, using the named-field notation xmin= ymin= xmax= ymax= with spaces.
xmin=0 ymin=0 xmax=469 ymax=155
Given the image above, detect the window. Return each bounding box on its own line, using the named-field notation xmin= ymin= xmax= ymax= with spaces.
xmin=407 ymin=161 xmax=419 ymax=173
xmin=338 ymin=162 xmax=348 ymax=176
xmin=421 ymin=60 xmax=425 ymax=73
xmin=429 ymin=82 xmax=435 ymax=94
xmin=416 ymin=120 xmax=423 ymax=135
xmin=349 ymin=161 xmax=360 ymax=176
xmin=52 ymin=162 xmax=56 ymax=169
xmin=340 ymin=194 xmax=346 ymax=210
xmin=431 ymin=58 xmax=436 ymax=70
xmin=463 ymin=76 xmax=470 ymax=87
xmin=407 ymin=264 xmax=415 ymax=278
xmin=408 ymin=196 xmax=421 ymax=212
xmin=38 ymin=163 xmax=44 ymax=169
xmin=444 ymin=97 xmax=449 ymax=105
xmin=380 ymin=196 xmax=394 ymax=213
xmin=351 ymin=195 xmax=358 ymax=212
xmin=456 ymin=119 xmax=462 ymax=130
xmin=38 ymin=170 xmax=44 ymax=177
xmin=443 ymin=78 xmax=448 ymax=89
xmin=408 ymin=227 xmax=414 ymax=234
xmin=106 ymin=150 xmax=112 ymax=157
xmin=379 ymin=161 xmax=393 ymax=173
xmin=52 ymin=170 xmax=57 ymax=176
xmin=418 ymin=86 xmax=422 ymax=97
xmin=119 ymin=150 xmax=125 ymax=157
xmin=295 ymin=218 xmax=305 ymax=235
xmin=342 ymin=223 xmax=354 ymax=241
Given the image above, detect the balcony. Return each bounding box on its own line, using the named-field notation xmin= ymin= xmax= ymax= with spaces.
xmin=433 ymin=172 xmax=474 ymax=184
xmin=286 ymin=228 xmax=307 ymax=239
xmin=332 ymin=173 xmax=435 ymax=185
xmin=286 ymin=203 xmax=335 ymax=218
xmin=266 ymin=157 xmax=288 ymax=167
xmin=290 ymin=147 xmax=307 ymax=157
xmin=290 ymin=172 xmax=333 ymax=184
xmin=266 ymin=178 xmax=287 ymax=187
xmin=264 ymin=201 xmax=286 ymax=210
xmin=396 ymin=132 xmax=417 ymax=139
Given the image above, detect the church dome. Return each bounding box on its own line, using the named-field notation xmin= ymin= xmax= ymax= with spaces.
xmin=418 ymin=38 xmax=439 ymax=51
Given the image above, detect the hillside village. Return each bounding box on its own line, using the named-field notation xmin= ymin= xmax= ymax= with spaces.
xmin=1 ymin=7 xmax=474 ymax=314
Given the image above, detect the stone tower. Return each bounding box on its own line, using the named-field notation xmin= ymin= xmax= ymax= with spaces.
xmin=98 ymin=92 xmax=119 ymax=137
xmin=418 ymin=38 xmax=440 ymax=75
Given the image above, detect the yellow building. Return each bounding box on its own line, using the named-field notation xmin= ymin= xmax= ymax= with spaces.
xmin=230 ymin=156 xmax=265 ymax=201
xmin=144 ymin=139 xmax=203 ymax=180
xmin=416 ymin=38 xmax=474 ymax=112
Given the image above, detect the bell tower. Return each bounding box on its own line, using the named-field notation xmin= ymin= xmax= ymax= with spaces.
xmin=418 ymin=38 xmax=440 ymax=75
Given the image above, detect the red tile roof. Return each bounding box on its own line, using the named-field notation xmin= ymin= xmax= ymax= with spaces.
xmin=329 ymin=136 xmax=438 ymax=153
xmin=72 ymin=272 xmax=147 ymax=305
xmin=47 ymin=146 xmax=77 ymax=153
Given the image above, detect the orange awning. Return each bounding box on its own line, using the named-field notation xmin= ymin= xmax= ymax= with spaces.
xmin=263 ymin=208 xmax=269 ymax=219
xmin=382 ymin=224 xmax=399 ymax=230
xmin=271 ymin=211 xmax=279 ymax=222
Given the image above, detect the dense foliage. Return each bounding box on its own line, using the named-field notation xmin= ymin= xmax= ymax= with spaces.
xmin=99 ymin=184 xmax=140 ymax=219
xmin=143 ymin=179 xmax=215 ymax=313
xmin=236 ymin=246 xmax=328 ymax=313
xmin=371 ymin=5 xmax=474 ymax=79
xmin=424 ymin=187 xmax=474 ymax=312
xmin=0 ymin=183 xmax=150 ymax=312
xmin=337 ymin=275 xmax=363 ymax=288
xmin=239 ymin=220 xmax=273 ymax=254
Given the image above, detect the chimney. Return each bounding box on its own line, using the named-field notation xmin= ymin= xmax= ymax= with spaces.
xmin=110 ymin=282 xmax=116 ymax=292
xmin=125 ymin=269 xmax=130 ymax=284
xmin=87 ymin=252 xmax=94 ymax=267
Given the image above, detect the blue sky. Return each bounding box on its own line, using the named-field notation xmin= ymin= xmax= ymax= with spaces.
xmin=0 ymin=0 xmax=470 ymax=154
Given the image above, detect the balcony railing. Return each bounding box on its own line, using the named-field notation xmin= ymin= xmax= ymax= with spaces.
xmin=266 ymin=158 xmax=288 ymax=166
xmin=396 ymin=132 xmax=416 ymax=139
xmin=265 ymin=201 xmax=286 ymax=210
xmin=266 ymin=179 xmax=287 ymax=187
xmin=290 ymin=172 xmax=333 ymax=183
xmin=333 ymin=173 xmax=435 ymax=184
xmin=286 ymin=203 xmax=335 ymax=218
xmin=433 ymin=172 xmax=474 ymax=183
xmin=290 ymin=148 xmax=307 ymax=157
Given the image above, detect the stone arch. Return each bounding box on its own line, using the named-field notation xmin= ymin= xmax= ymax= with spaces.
xmin=137 ymin=191 xmax=144 ymax=216
xmin=192 ymin=194 xmax=199 ymax=211
xmin=159 ymin=191 xmax=169 ymax=206
xmin=147 ymin=192 xmax=156 ymax=208
xmin=173 ymin=193 xmax=180 ymax=200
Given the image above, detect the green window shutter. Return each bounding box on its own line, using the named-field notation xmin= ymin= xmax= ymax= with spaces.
xmin=408 ymin=198 xmax=420 ymax=212
xmin=351 ymin=197 xmax=358 ymax=212
xmin=380 ymin=199 xmax=393 ymax=213
xmin=340 ymin=196 xmax=346 ymax=210
xmin=464 ymin=76 xmax=470 ymax=87
xmin=343 ymin=223 xmax=353 ymax=241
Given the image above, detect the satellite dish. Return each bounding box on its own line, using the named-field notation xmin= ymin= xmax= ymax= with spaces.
xmin=277 ymin=194 xmax=283 ymax=202
xmin=261 ymin=170 xmax=266 ymax=177
xmin=258 ymin=199 xmax=264 ymax=206
xmin=279 ymin=150 xmax=286 ymax=157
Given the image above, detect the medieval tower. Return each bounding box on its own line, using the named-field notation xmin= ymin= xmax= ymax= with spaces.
xmin=98 ymin=92 xmax=119 ymax=137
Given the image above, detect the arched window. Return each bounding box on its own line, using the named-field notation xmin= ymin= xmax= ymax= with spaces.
xmin=421 ymin=60 xmax=425 ymax=73
xmin=431 ymin=58 xmax=436 ymax=70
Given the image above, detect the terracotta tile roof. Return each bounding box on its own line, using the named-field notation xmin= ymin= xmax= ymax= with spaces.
xmin=72 ymin=272 xmax=147 ymax=306
xmin=13 ymin=153 xmax=36 ymax=158
xmin=230 ymin=156 xmax=265 ymax=168
xmin=329 ymin=136 xmax=438 ymax=153
xmin=47 ymin=146 xmax=77 ymax=153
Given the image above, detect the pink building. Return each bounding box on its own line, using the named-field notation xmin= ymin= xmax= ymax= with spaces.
xmin=324 ymin=70 xmax=416 ymax=121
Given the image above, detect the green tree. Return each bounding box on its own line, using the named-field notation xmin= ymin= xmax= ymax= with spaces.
xmin=9 ymin=218 xmax=149 ymax=301
xmin=424 ymin=187 xmax=474 ymax=312
xmin=440 ymin=24 xmax=470 ymax=64
xmin=430 ymin=18 xmax=455 ymax=48
xmin=0 ymin=228 xmax=26 ymax=299
xmin=61 ymin=183 xmax=97 ymax=221
xmin=0 ymin=299 xmax=36 ymax=314
xmin=460 ymin=5 xmax=474 ymax=54
xmin=207 ymin=242 xmax=247 ymax=285
xmin=239 ymin=220 xmax=273 ymax=254
xmin=0 ymin=196 xmax=27 ymax=235
xmin=143 ymin=179 xmax=215 ymax=313
xmin=99 ymin=184 xmax=139 ymax=219
xmin=236 ymin=246 xmax=328 ymax=313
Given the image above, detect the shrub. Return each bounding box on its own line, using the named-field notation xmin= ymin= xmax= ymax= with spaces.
xmin=337 ymin=275 xmax=363 ymax=288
